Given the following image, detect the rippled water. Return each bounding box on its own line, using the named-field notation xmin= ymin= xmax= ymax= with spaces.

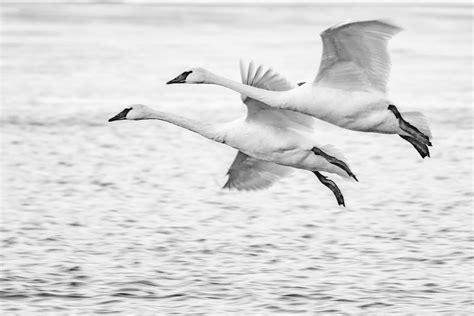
xmin=1 ymin=2 xmax=473 ymax=314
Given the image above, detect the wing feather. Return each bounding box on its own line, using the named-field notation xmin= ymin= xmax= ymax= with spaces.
xmin=239 ymin=60 xmax=315 ymax=131
xmin=315 ymin=19 xmax=402 ymax=92
xmin=251 ymin=65 xmax=264 ymax=86
xmin=223 ymin=152 xmax=293 ymax=191
xmin=239 ymin=60 xmax=247 ymax=84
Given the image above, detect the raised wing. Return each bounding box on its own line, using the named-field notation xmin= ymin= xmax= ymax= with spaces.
xmin=223 ymin=151 xmax=292 ymax=191
xmin=240 ymin=60 xmax=315 ymax=131
xmin=239 ymin=60 xmax=294 ymax=104
xmin=315 ymin=20 xmax=402 ymax=93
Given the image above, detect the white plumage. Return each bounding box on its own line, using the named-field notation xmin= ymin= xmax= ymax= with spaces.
xmin=223 ymin=151 xmax=291 ymax=191
xmin=112 ymin=62 xmax=355 ymax=205
xmin=223 ymin=60 xmax=314 ymax=190
xmin=168 ymin=19 xmax=432 ymax=158
xmin=316 ymin=20 xmax=402 ymax=93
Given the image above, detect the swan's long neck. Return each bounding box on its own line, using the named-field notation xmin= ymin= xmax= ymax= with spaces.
xmin=205 ymin=72 xmax=289 ymax=108
xmin=141 ymin=108 xmax=225 ymax=143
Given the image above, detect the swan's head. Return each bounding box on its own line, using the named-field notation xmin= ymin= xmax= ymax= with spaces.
xmin=108 ymin=104 xmax=150 ymax=122
xmin=166 ymin=68 xmax=208 ymax=84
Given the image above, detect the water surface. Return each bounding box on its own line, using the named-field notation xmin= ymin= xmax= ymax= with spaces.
xmin=1 ymin=3 xmax=473 ymax=314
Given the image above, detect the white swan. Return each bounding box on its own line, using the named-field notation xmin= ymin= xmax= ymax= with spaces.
xmin=167 ymin=20 xmax=433 ymax=158
xmin=110 ymin=62 xmax=357 ymax=206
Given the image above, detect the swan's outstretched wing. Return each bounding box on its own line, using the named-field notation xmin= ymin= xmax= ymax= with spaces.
xmin=240 ymin=60 xmax=294 ymax=103
xmin=223 ymin=151 xmax=292 ymax=191
xmin=315 ymin=20 xmax=402 ymax=93
xmin=240 ymin=60 xmax=315 ymax=131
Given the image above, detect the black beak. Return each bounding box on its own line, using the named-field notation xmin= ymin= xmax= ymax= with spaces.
xmin=166 ymin=71 xmax=192 ymax=84
xmin=108 ymin=108 xmax=131 ymax=122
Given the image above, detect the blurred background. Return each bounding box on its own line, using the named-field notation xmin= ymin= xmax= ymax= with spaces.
xmin=1 ymin=1 xmax=472 ymax=314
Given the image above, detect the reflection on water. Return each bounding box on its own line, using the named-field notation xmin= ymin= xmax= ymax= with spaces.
xmin=1 ymin=3 xmax=473 ymax=314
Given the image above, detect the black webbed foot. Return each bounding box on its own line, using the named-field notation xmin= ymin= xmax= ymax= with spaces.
xmin=388 ymin=104 xmax=432 ymax=146
xmin=314 ymin=171 xmax=345 ymax=207
xmin=312 ymin=147 xmax=358 ymax=181
xmin=400 ymin=135 xmax=430 ymax=158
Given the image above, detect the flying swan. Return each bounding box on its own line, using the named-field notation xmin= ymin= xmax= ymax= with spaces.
xmin=109 ymin=62 xmax=357 ymax=206
xmin=167 ymin=20 xmax=433 ymax=158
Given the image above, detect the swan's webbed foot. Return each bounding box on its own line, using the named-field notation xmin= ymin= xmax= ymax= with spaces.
xmin=400 ymin=135 xmax=430 ymax=158
xmin=388 ymin=104 xmax=432 ymax=146
xmin=314 ymin=171 xmax=345 ymax=207
xmin=311 ymin=147 xmax=358 ymax=181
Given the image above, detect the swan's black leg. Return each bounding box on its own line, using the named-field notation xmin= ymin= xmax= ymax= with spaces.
xmin=312 ymin=147 xmax=358 ymax=181
xmin=400 ymin=135 xmax=430 ymax=158
xmin=388 ymin=104 xmax=432 ymax=146
xmin=314 ymin=171 xmax=345 ymax=207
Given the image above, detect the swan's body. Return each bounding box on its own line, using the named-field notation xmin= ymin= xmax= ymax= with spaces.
xmin=258 ymin=84 xmax=394 ymax=133
xmin=218 ymin=116 xmax=346 ymax=176
xmin=168 ymin=20 xmax=432 ymax=158
xmin=110 ymin=63 xmax=356 ymax=205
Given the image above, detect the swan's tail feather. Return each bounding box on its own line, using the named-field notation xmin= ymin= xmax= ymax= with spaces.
xmin=401 ymin=111 xmax=432 ymax=139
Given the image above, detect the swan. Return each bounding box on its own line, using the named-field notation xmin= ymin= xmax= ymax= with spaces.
xmin=109 ymin=62 xmax=357 ymax=206
xmin=167 ymin=20 xmax=433 ymax=158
